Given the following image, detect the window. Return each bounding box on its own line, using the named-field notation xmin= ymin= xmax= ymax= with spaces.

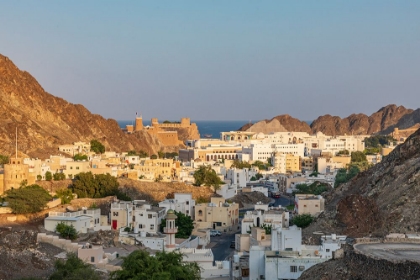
xmin=198 ymin=210 xmax=203 ymax=216
xmin=299 ymin=265 xmax=305 ymax=271
xmin=290 ymin=266 xmax=297 ymax=273
xmin=326 ymin=249 xmax=330 ymax=252
xmin=76 ymin=166 xmax=79 ymax=170
xmin=139 ymin=224 xmax=143 ymax=229
xmin=148 ymin=214 xmax=152 ymax=219
xmin=91 ymin=257 xmax=95 ymax=263
xmin=150 ymin=224 xmax=154 ymax=230
xmin=241 ymin=268 xmax=249 ymax=277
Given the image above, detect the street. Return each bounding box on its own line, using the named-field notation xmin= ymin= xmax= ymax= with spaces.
xmin=272 ymin=195 xmax=294 ymax=208
xmin=210 ymin=231 xmax=237 ymax=261
xmin=210 ymin=196 xmax=294 ymax=261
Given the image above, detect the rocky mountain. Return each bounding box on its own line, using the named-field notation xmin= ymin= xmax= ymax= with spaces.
xmin=239 ymin=105 xmax=416 ymax=136
xmin=238 ymin=114 xmax=311 ymax=133
xmin=303 ymin=127 xmax=420 ymax=239
xmin=310 ymin=104 xmax=413 ymax=135
xmin=0 ymin=54 xmax=194 ymax=158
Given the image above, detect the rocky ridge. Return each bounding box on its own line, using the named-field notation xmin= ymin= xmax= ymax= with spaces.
xmin=0 ymin=54 xmax=198 ymax=158
xmin=239 ymin=104 xmax=417 ymax=136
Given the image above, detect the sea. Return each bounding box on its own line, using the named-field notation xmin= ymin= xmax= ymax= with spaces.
xmin=117 ymin=120 xmax=249 ymax=139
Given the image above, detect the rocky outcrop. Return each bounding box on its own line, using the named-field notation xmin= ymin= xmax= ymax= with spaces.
xmin=238 ymin=105 xmax=416 ymax=136
xmin=303 ymin=127 xmax=420 ymax=238
xmin=299 ymin=244 xmax=420 ymax=280
xmin=238 ymin=114 xmax=311 ymax=133
xmin=0 ymin=54 xmax=196 ymax=158
xmin=310 ymin=104 xmax=413 ymax=135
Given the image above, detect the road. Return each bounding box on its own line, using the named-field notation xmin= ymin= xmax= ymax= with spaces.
xmin=354 ymin=243 xmax=420 ymax=263
xmin=273 ymin=195 xmax=294 ymax=207
xmin=210 ymin=231 xmax=237 ymax=261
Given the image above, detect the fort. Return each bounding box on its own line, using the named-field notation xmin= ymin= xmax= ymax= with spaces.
xmin=125 ymin=117 xmax=199 ymax=146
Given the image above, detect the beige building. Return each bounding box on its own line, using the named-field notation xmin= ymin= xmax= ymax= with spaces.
xmin=63 ymin=160 xmax=90 ymax=179
xmin=294 ymin=194 xmax=325 ymax=215
xmin=195 ymin=197 xmax=239 ymax=231
xmin=2 ymin=157 xmax=35 ymax=194
xmin=278 ymin=174 xmax=307 ymax=193
xmin=135 ymin=159 xmax=180 ymax=181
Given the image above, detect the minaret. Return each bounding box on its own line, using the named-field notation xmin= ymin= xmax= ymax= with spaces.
xmin=164 ymin=209 xmax=178 ymax=250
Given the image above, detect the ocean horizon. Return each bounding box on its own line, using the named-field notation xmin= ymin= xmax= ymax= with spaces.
xmin=118 ymin=120 xmax=313 ymax=139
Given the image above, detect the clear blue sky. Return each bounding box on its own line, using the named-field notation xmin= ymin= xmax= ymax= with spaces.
xmin=1 ymin=1 xmax=419 ymax=121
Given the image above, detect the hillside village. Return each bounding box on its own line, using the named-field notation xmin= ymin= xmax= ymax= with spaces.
xmin=1 ymin=123 xmax=415 ymax=280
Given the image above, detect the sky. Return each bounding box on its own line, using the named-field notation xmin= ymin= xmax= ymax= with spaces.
xmin=0 ymin=1 xmax=419 ymax=121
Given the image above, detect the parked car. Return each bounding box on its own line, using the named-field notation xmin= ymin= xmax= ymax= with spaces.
xmin=210 ymin=230 xmax=221 ymax=237
xmin=230 ymin=241 xmax=236 ymax=248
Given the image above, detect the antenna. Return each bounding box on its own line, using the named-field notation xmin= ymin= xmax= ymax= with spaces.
xmin=15 ymin=127 xmax=18 ymax=158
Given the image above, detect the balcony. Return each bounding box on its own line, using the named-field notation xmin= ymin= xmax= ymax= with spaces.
xmin=163 ymin=227 xmax=178 ymax=234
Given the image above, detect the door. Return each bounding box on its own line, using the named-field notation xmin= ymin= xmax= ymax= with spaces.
xmin=112 ymin=220 xmax=117 ymax=230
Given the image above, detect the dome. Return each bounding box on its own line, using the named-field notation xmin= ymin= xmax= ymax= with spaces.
xmin=166 ymin=209 xmax=177 ymax=220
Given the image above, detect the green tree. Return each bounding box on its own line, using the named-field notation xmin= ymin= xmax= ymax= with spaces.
xmin=334 ymin=165 xmax=361 ymax=187
xmin=55 ymin=222 xmax=78 ymax=240
xmin=196 ymin=196 xmax=210 ymax=204
xmin=56 ymin=188 xmax=74 ymax=204
xmin=336 ymin=149 xmax=349 ymax=155
xmin=193 ymin=165 xmax=223 ymax=192
xmin=73 ymin=153 xmax=88 ymax=161
xmin=364 ymin=135 xmax=395 ymax=148
xmin=72 ymin=172 xmax=131 ymax=200
xmin=90 ymin=139 xmax=105 ymax=154
xmin=127 ymin=150 xmax=137 ymax=156
xmin=45 ymin=171 xmax=53 ymax=181
xmin=53 ymin=172 xmax=66 ymax=181
xmin=150 ymin=154 xmax=158 ymax=159
xmin=0 ymin=154 xmax=9 ymax=166
xmin=293 ymin=182 xmax=328 ymax=195
xmin=5 ymin=184 xmax=52 ymax=214
xmin=230 ymin=160 xmax=251 ymax=169
xmin=351 ymin=151 xmax=367 ymax=163
xmin=158 ymin=150 xmax=165 ymax=159
xmin=139 ymin=150 xmax=149 ymax=158
xmin=292 ymin=214 xmax=313 ymax=228
xmin=252 ymin=160 xmax=268 ymax=170
xmin=36 ymin=175 xmax=42 ymax=181
xmin=364 ymin=147 xmax=380 ymax=155
xmin=160 ymin=211 xmax=194 ymax=238
xmin=49 ymin=253 xmax=100 ymax=280
xmin=110 ymin=250 xmax=201 ymax=280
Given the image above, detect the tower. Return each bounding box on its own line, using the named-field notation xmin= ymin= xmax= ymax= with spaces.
xmin=164 ymin=209 xmax=178 ymax=250
xmin=135 ymin=115 xmax=143 ymax=131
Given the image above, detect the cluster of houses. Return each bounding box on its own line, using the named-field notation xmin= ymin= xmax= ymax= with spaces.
xmin=42 ymin=194 xmax=344 ymax=279
xmin=231 ymin=202 xmax=346 ymax=279
xmin=41 ymin=192 xmax=239 ymax=278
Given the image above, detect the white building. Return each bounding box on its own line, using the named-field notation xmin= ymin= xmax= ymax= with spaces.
xmin=232 ymin=225 xmax=346 ymax=280
xmin=241 ymin=203 xmax=289 ymax=234
xmin=159 ymin=193 xmax=196 ymax=218
xmin=44 ymin=208 xmax=109 ymax=233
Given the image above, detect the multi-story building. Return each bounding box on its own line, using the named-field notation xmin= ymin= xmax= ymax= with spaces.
xmin=294 ymin=194 xmax=325 ymax=215
xmin=241 ymin=203 xmax=289 ymax=234
xmin=110 ymin=200 xmax=165 ymax=234
xmin=195 ymin=197 xmax=239 ymax=231
xmin=232 ymin=226 xmax=346 ymax=280
xmin=159 ymin=193 xmax=195 ymax=218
